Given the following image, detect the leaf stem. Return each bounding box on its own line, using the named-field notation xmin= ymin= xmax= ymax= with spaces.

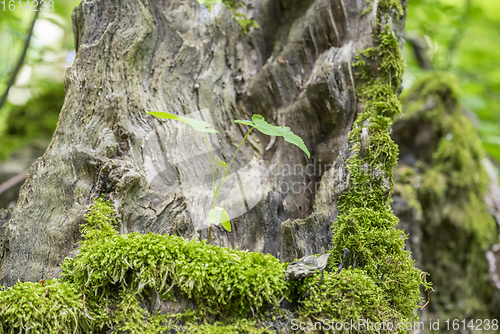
xmin=207 ymin=225 xmax=213 ymax=244
xmin=204 ymin=133 xmax=215 ymax=202
xmin=215 ymin=127 xmax=254 ymax=198
xmin=213 ymin=167 xmax=222 ymax=208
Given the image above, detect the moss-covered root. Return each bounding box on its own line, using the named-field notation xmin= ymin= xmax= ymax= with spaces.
xmin=309 ymin=0 xmax=431 ymax=329
xmin=62 ymin=197 xmax=287 ymax=332
xmin=0 ymin=198 xmax=289 ymax=333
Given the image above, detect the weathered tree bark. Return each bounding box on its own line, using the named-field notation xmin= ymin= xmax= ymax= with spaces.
xmin=0 ymin=0 xmax=407 ymax=286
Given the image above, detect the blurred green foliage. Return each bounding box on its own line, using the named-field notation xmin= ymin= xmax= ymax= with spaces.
xmin=0 ymin=1 xmax=80 ymax=162
xmin=0 ymin=83 xmax=64 ymax=161
xmin=405 ymin=0 xmax=500 ymax=163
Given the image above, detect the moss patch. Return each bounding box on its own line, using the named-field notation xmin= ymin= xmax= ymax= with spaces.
xmin=297 ymin=269 xmax=392 ymax=332
xmin=395 ymin=71 xmax=499 ymax=325
xmin=306 ymin=0 xmax=431 ymax=328
xmin=0 ymin=279 xmax=105 ymax=333
xmin=400 ymin=72 xmax=495 ymax=246
xmin=0 ymin=198 xmax=287 ymax=333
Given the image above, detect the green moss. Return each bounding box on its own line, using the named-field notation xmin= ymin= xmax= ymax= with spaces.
xmin=393 ymin=166 xmax=423 ymax=216
xmin=72 ymin=198 xmax=285 ymax=331
xmin=0 ymin=279 xmax=105 ymax=333
xmin=298 ymin=269 xmax=391 ymax=328
xmin=378 ymin=0 xmax=404 ymax=17
xmin=308 ymin=1 xmax=431 ymax=329
xmin=0 ymin=198 xmax=287 ymax=333
xmin=361 ymin=1 xmax=373 ymax=17
xmin=199 ymin=0 xmax=259 ymax=35
xmin=185 ymin=319 xmax=268 ymax=334
xmin=396 ymin=72 xmax=499 ymax=323
xmin=232 ymin=12 xmax=260 ymax=34
xmin=400 ymin=72 xmax=495 ymax=246
xmin=63 ymin=200 xmax=286 ymax=319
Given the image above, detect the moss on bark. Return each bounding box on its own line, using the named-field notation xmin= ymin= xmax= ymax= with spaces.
xmin=296 ymin=0 xmax=431 ymax=330
xmin=394 ymin=71 xmax=500 ymax=329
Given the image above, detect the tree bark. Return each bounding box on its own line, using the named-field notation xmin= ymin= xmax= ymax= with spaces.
xmin=0 ymin=0 xmax=406 ymax=286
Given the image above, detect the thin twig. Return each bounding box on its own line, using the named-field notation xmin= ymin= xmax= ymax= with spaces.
xmin=0 ymin=170 xmax=28 ymax=195
xmin=215 ymin=127 xmax=254 ymax=198
xmin=420 ymin=289 xmax=433 ymax=311
xmin=0 ymin=11 xmax=39 ymax=113
xmin=337 ymin=248 xmax=349 ymax=274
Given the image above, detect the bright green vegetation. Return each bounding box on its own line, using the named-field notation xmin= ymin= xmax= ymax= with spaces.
xmin=0 ymin=198 xmax=286 ymax=333
xmin=400 ymin=72 xmax=495 ymax=246
xmin=396 ymin=72 xmax=499 ymax=324
xmin=148 ymin=112 xmax=309 ymax=242
xmin=0 ymin=1 xmax=77 ymax=85
xmin=301 ymin=0 xmax=431 ymax=328
xmin=0 ymin=83 xmax=64 ymax=162
xmin=405 ymin=0 xmax=500 ymax=163
xmin=297 ymin=269 xmax=392 ymax=332
xmin=0 ymin=1 xmax=78 ymax=162
xmin=0 ymin=279 xmax=104 ymax=333
xmin=0 ymin=1 xmax=446 ymax=332
xmin=63 ymin=199 xmax=286 ymax=320
xmin=181 ymin=321 xmax=269 ymax=334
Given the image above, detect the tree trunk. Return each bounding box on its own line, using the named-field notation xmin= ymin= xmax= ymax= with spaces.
xmin=0 ymin=0 xmax=406 ymax=286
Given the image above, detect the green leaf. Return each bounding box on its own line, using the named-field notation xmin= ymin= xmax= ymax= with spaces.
xmin=235 ymin=114 xmax=311 ymax=158
xmin=207 ymin=208 xmax=231 ymax=231
xmin=234 ymin=120 xmax=254 ymax=126
xmin=197 ymin=0 xmax=222 ymax=4
xmin=148 ymin=111 xmax=219 ymax=134
xmin=197 ymin=0 xmax=222 ymax=10
xmin=214 ymin=155 xmax=227 ymax=168
xmin=215 ymin=207 xmax=231 ymax=232
xmin=232 ymin=13 xmax=260 ymax=34
xmin=207 ymin=209 xmax=222 ymax=225
xmin=252 ymin=114 xmax=265 ymax=123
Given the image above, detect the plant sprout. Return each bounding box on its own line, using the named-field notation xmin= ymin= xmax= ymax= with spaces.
xmin=148 ymin=112 xmax=310 ymax=243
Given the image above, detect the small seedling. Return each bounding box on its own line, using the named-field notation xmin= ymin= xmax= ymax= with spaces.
xmin=148 ymin=112 xmax=310 ymax=243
